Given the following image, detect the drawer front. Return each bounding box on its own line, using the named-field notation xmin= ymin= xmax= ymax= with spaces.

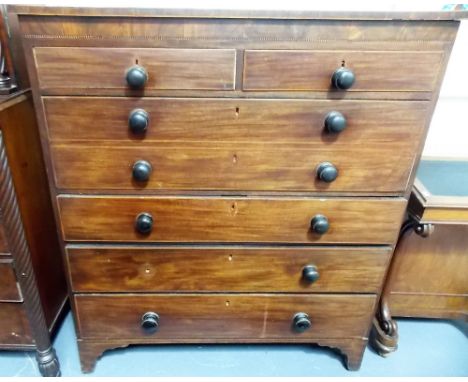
xmin=44 ymin=97 xmax=429 ymax=143
xmin=75 ymin=294 xmax=376 ymax=340
xmin=0 ymin=303 xmax=33 ymax=345
xmin=51 ymin=143 xmax=414 ymax=193
xmin=58 ymin=196 xmax=405 ymax=244
xmin=0 ymin=261 xmax=21 ymax=302
xmin=67 ymin=245 xmax=391 ymax=293
xmin=243 ymin=50 xmax=443 ymax=93
xmin=34 ymin=47 xmax=236 ymax=93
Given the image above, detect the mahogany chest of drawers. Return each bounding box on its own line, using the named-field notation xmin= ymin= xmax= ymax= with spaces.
xmin=10 ymin=6 xmax=463 ymax=372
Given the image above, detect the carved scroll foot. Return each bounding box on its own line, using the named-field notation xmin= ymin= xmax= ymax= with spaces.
xmin=370 ymin=296 xmax=399 ymax=357
xmin=36 ymin=346 xmax=61 ymax=377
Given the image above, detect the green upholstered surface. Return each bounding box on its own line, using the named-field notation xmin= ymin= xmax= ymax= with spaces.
xmin=417 ymin=160 xmax=468 ymax=197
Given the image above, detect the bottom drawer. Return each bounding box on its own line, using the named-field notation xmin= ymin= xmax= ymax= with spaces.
xmin=75 ymin=294 xmax=376 ymax=340
xmin=0 ymin=303 xmax=33 ymax=346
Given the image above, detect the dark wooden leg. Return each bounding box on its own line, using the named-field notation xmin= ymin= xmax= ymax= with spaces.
xmin=340 ymin=339 xmax=367 ymax=371
xmin=315 ymin=338 xmax=367 ymax=371
xmin=36 ymin=346 xmax=60 ymax=377
xmin=78 ymin=340 xmax=131 ymax=373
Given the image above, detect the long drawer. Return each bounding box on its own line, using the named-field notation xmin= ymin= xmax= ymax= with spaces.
xmin=34 ymin=47 xmax=236 ymax=93
xmin=43 ymin=97 xmax=429 ymax=143
xmin=58 ymin=195 xmax=405 ymax=244
xmin=243 ymin=50 xmax=443 ymax=92
xmin=75 ymin=294 xmax=376 ymax=340
xmin=66 ymin=245 xmax=391 ymax=293
xmin=51 ymin=142 xmax=414 ymax=193
xmin=0 ymin=261 xmax=21 ymax=302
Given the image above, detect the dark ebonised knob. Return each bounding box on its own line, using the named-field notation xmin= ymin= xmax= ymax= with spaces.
xmin=132 ymin=160 xmax=152 ymax=182
xmin=302 ymin=265 xmax=320 ymax=283
xmin=316 ymin=162 xmax=338 ymax=183
xmin=135 ymin=212 xmax=153 ymax=234
xmin=126 ymin=65 xmax=148 ymax=89
xmin=141 ymin=312 xmax=159 ymax=334
xmin=324 ymin=111 xmax=347 ymax=133
xmin=311 ymin=214 xmax=329 ymax=235
xmin=331 ymin=67 xmax=355 ymax=90
xmin=128 ymin=109 xmax=149 ymax=134
xmin=293 ymin=312 xmax=311 ymax=333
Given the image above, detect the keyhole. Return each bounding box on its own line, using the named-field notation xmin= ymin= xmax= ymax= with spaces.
xmin=235 ymin=107 xmax=240 ymax=117
xmin=225 ymin=300 xmax=230 ymax=306
xmin=135 ymin=59 xmax=139 ymax=65
xmin=232 ymin=154 xmax=238 ymax=164
xmin=228 ymin=254 xmax=233 ymax=261
xmin=341 ymin=60 xmax=346 ymax=67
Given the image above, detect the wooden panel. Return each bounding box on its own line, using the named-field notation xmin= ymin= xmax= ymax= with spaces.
xmin=0 ymin=302 xmax=33 ymax=345
xmin=51 ymin=142 xmax=414 ymax=193
xmin=34 ymin=47 xmax=236 ymax=93
xmin=0 ymin=221 xmax=9 ymax=253
xmin=67 ymin=245 xmax=391 ymax=293
xmin=0 ymin=92 xmax=67 ymax=328
xmin=58 ymin=196 xmax=405 ymax=244
xmin=243 ymin=50 xmax=443 ymax=92
xmin=43 ymin=97 xmax=429 ymax=143
xmin=387 ymin=225 xmax=468 ymax=296
xmin=388 ymin=293 xmax=467 ymax=319
xmin=75 ymin=293 xmax=376 ymax=340
xmin=0 ymin=261 xmax=21 ymax=302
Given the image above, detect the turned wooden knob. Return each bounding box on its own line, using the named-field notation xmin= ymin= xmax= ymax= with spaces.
xmin=293 ymin=312 xmax=311 ymax=332
xmin=135 ymin=212 xmax=153 ymax=234
xmin=141 ymin=312 xmax=159 ymax=333
xmin=302 ymin=265 xmax=320 ymax=283
xmin=126 ymin=65 xmax=148 ymax=89
xmin=128 ymin=109 xmax=149 ymax=134
xmin=331 ymin=67 xmax=355 ymax=90
xmin=311 ymin=214 xmax=329 ymax=234
xmin=132 ymin=160 xmax=152 ymax=182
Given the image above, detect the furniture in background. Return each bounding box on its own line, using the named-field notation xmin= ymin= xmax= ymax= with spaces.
xmin=372 ymin=159 xmax=468 ymax=355
xmin=0 ymin=90 xmax=67 ymax=377
xmin=10 ymin=6 xmax=465 ymax=372
xmin=0 ymin=11 xmax=67 ymax=376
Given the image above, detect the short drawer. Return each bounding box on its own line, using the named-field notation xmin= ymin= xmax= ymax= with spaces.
xmin=0 ymin=302 xmax=33 ymax=345
xmin=66 ymin=245 xmax=392 ymax=293
xmin=57 ymin=196 xmax=405 ymax=244
xmin=243 ymin=50 xmax=443 ymax=93
xmin=34 ymin=47 xmax=236 ymax=94
xmin=0 ymin=261 xmax=22 ymax=302
xmin=75 ymin=294 xmax=376 ymax=340
xmin=51 ymin=142 xmax=414 ymax=193
xmin=43 ymin=97 xmax=429 ymax=143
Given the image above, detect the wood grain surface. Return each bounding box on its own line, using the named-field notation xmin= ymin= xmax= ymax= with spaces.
xmin=0 ymin=303 xmax=33 ymax=345
xmin=43 ymin=97 xmax=429 ymax=143
xmin=50 ymin=142 xmax=415 ymax=193
xmin=34 ymin=47 xmax=236 ymax=93
xmin=66 ymin=245 xmax=391 ymax=293
xmin=57 ymin=195 xmax=405 ymax=244
xmin=0 ymin=261 xmax=22 ymax=302
xmin=243 ymin=50 xmax=443 ymax=92
xmin=75 ymin=293 xmax=376 ymax=340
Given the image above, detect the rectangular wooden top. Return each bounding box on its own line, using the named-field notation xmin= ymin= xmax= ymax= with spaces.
xmin=7 ymin=5 xmax=468 ymax=21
